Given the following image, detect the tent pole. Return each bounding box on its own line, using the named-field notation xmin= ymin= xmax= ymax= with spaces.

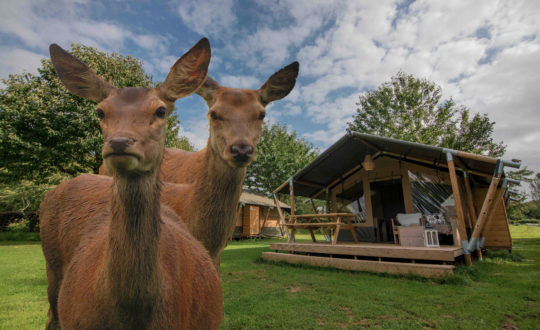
xmin=446 ymin=152 xmax=473 ymax=266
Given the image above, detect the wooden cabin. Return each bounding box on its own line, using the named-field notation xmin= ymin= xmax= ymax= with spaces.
xmin=263 ymin=132 xmax=520 ymax=278
xmin=232 ymin=190 xmax=290 ymax=238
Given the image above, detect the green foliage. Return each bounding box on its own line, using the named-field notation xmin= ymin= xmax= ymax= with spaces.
xmin=245 ymin=123 xmax=318 ymax=194
xmin=0 ymin=43 xmax=188 ymax=185
xmin=0 ymin=177 xmax=64 ymax=213
xmin=347 ymin=72 xmax=506 ymax=157
xmin=530 ymin=172 xmax=540 ymax=202
xmin=165 ymin=111 xmax=195 ymax=151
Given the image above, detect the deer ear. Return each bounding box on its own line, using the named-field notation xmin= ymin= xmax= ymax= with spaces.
xmin=49 ymin=44 xmax=115 ymax=102
xmin=160 ymin=38 xmax=211 ymax=102
xmin=258 ymin=61 xmax=299 ymax=106
xmin=195 ymin=76 xmax=220 ymax=106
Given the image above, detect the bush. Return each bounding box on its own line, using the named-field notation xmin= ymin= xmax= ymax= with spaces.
xmin=0 ymin=175 xmax=66 ymax=214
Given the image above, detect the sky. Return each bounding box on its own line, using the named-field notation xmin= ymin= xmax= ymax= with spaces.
xmin=1 ymin=0 xmax=539 ymax=175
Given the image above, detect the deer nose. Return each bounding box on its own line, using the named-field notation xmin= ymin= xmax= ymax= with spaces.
xmin=230 ymin=143 xmax=254 ymax=162
xmin=108 ymin=137 xmax=135 ymax=153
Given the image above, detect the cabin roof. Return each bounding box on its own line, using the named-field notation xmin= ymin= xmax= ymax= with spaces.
xmin=276 ymin=132 xmax=512 ymax=198
xmin=240 ymin=190 xmax=291 ymax=209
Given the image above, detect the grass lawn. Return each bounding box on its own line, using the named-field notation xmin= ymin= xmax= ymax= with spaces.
xmin=1 ymin=226 xmax=539 ymax=329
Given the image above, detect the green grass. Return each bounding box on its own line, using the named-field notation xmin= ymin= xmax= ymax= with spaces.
xmin=1 ymin=227 xmax=539 ymax=329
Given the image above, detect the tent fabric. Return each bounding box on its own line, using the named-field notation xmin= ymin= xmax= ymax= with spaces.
xmin=276 ymin=132 xmax=501 ymax=198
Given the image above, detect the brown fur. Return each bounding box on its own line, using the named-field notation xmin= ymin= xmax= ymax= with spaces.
xmin=40 ymin=39 xmax=222 ymax=329
xmin=159 ymin=62 xmax=300 ymax=267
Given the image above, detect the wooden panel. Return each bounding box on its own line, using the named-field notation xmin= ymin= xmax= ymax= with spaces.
xmin=262 ymin=252 xmax=454 ymax=278
xmin=473 ymin=189 xmax=512 ymax=249
xmin=250 ymin=205 xmax=259 ymax=235
xmin=269 ymin=242 xmax=461 ymax=261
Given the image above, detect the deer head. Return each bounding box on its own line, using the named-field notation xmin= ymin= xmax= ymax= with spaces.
xmin=196 ymin=62 xmax=299 ymax=168
xmin=49 ymin=39 xmax=211 ymax=175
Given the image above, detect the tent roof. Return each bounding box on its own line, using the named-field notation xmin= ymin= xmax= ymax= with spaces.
xmin=276 ymin=132 xmax=510 ymax=198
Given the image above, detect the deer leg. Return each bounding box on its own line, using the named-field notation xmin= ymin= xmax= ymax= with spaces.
xmin=45 ymin=264 xmax=61 ymax=330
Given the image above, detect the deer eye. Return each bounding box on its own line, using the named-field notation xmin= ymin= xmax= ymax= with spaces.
xmin=210 ymin=111 xmax=218 ymax=120
xmin=96 ymin=109 xmax=105 ymax=120
xmin=258 ymin=112 xmax=266 ymax=121
xmin=155 ymin=107 xmax=166 ymax=119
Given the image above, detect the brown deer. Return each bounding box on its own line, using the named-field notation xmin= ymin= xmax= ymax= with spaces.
xmin=40 ymin=39 xmax=222 ymax=329
xmin=100 ymin=63 xmax=299 ymax=268
xmin=160 ymin=66 xmax=299 ymax=267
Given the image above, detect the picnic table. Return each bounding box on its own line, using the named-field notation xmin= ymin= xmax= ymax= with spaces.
xmin=285 ymin=213 xmax=365 ymax=244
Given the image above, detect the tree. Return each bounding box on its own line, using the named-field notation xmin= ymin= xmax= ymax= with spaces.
xmin=244 ymin=123 xmax=318 ymax=195
xmin=347 ymin=72 xmax=506 ymax=157
xmin=530 ymin=173 xmax=540 ymax=202
xmin=0 ymin=43 xmax=190 ymax=185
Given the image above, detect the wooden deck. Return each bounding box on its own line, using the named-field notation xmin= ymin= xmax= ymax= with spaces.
xmin=264 ymin=242 xmax=464 ymax=278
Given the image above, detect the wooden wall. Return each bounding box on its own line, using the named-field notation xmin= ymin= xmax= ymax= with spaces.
xmin=235 ymin=205 xmax=283 ymax=238
xmin=473 ymin=188 xmax=512 ymax=249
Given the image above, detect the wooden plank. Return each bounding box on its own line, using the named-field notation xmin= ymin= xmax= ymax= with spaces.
xmin=401 ymin=165 xmax=414 ymax=213
xmin=362 ymin=172 xmax=374 ymax=227
xmin=269 ymin=243 xmax=461 ymax=261
xmin=262 ymin=252 xmax=455 ymax=278
xmin=470 ymin=174 xmax=501 ymax=241
xmin=456 ymin=150 xmax=498 ymax=164
xmin=447 ymin=153 xmax=473 ymax=266
xmin=463 ymin=174 xmax=478 ymax=228
xmin=290 ymin=213 xmax=358 ymax=218
xmin=289 ymin=180 xmax=295 ymax=216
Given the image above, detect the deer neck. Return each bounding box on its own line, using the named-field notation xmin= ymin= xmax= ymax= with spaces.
xmin=190 ymin=146 xmax=246 ymax=258
xmin=103 ymin=169 xmax=162 ymax=325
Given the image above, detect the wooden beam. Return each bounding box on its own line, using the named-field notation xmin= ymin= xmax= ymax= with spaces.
xmin=401 ymin=165 xmax=414 ymax=213
xmin=262 ymin=252 xmax=455 ymax=278
xmin=295 ymin=180 xmax=325 ymax=189
xmin=274 ymin=180 xmax=289 ymax=194
xmin=463 ymin=173 xmax=478 ymax=228
xmin=447 ymin=152 xmax=473 ymax=266
xmin=289 ymin=179 xmax=295 ymax=217
xmin=456 ymin=150 xmax=498 ymax=164
xmin=383 ymin=152 xmax=493 ymax=179
xmin=362 ymin=172 xmax=374 ymax=227
xmin=469 ymin=168 xmax=502 ymax=253
xmin=269 ymin=242 xmax=462 ymax=262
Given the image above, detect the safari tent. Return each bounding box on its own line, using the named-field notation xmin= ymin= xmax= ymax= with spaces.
xmin=263 ymin=132 xmax=521 ymax=277
xmin=232 ymin=190 xmax=290 ymax=238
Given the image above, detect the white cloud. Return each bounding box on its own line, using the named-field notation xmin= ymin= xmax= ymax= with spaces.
xmin=174 ymin=0 xmax=236 ymax=38
xmin=178 ymin=118 xmax=209 ymax=150
xmin=0 ymin=0 xmax=172 ymax=79
xmin=0 ymin=47 xmax=44 ymax=79
xmin=218 ymin=74 xmax=260 ymax=89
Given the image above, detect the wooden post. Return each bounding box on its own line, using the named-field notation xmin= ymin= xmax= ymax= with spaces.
xmin=463 ymin=173 xmax=478 ymax=228
xmin=289 ymin=179 xmax=295 ymax=217
xmin=469 ymin=162 xmax=503 ymax=254
xmin=273 ymin=192 xmax=289 ymax=241
xmin=446 ymin=152 xmax=473 ymax=266
xmin=401 ymin=166 xmax=414 ymax=213
xmin=362 ymin=173 xmax=374 ymax=227
xmin=331 ymin=190 xmax=337 ymax=213
xmin=310 ymin=199 xmax=330 ymax=240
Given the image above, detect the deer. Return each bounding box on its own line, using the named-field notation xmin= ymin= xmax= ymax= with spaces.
xmin=99 ymin=62 xmax=300 ymax=268
xmin=39 ymin=38 xmax=223 ymax=329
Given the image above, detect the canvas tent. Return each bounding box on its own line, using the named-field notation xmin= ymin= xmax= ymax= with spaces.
xmin=264 ymin=132 xmax=520 ymax=277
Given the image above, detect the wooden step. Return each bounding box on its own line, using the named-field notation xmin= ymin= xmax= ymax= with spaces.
xmin=270 ymin=242 xmax=462 ymax=261
xmin=262 ymin=252 xmax=455 ymax=278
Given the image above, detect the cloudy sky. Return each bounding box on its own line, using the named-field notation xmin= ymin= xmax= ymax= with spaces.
xmin=1 ymin=0 xmax=539 ymax=173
